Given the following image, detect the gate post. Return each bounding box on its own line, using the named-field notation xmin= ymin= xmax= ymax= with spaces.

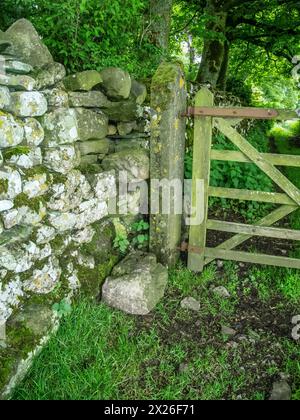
xmin=188 ymin=88 xmax=214 ymax=272
xmin=150 ymin=62 xmax=187 ymax=267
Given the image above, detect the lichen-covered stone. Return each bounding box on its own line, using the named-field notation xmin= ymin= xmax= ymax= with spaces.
xmin=0 ymin=113 xmax=24 ymax=148
xmin=102 ymin=98 xmax=142 ymax=122
xmin=0 ymin=241 xmax=48 ymax=273
xmin=9 ymin=304 xmax=53 ymax=336
xmin=23 ymin=117 xmax=44 ymax=146
xmin=0 ymin=279 xmax=24 ymax=322
xmin=75 ymin=199 xmax=108 ymax=230
xmin=101 ymin=148 xmax=149 ymax=181
xmin=41 ymin=88 xmax=69 ymax=108
xmin=75 ymin=108 xmax=108 ymax=141
xmin=35 ymin=225 xmax=56 ymax=244
xmin=90 ymin=170 xmax=117 ymax=201
xmin=48 ymin=211 xmax=77 ymax=231
xmin=5 ymin=19 xmax=54 ymax=68
xmin=40 ymin=108 xmax=79 ymax=146
xmin=48 ymin=170 xmax=92 ymax=212
xmin=35 ymin=62 xmax=66 ymax=90
xmin=100 ymin=67 xmax=131 ymax=100
xmin=0 ymin=74 xmax=36 ymax=91
xmin=69 ymin=91 xmax=110 ymax=108
xmin=23 ymin=257 xmax=61 ymax=294
xmin=63 ymin=70 xmax=102 ymax=92
xmin=3 ymin=147 xmax=42 ymax=169
xmin=0 ymin=225 xmax=32 ymax=246
xmin=23 ymin=172 xmax=48 ymax=198
xmin=0 ymin=200 xmax=13 ymax=212
xmin=2 ymin=201 xmax=46 ymax=229
xmin=43 ymin=145 xmax=81 ymax=174
xmin=77 ymin=138 xmax=110 ymax=156
xmin=131 ymin=80 xmax=147 ymax=105
xmin=7 ymin=92 xmax=48 ymax=117
xmin=117 ymin=121 xmax=137 ymax=136
xmin=4 ymin=60 xmax=33 ymax=75
xmin=102 ymin=252 xmax=168 ymax=315
xmin=0 ymin=86 xmax=11 ymax=109
xmin=0 ymin=167 xmax=22 ymax=200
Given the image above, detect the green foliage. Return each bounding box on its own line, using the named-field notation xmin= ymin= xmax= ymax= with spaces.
xmin=113 ymin=233 xmax=130 ymax=255
xmin=0 ymin=0 xmax=160 ymax=78
xmin=52 ymin=299 xmax=72 ymax=319
xmin=131 ymin=220 xmax=149 ymax=249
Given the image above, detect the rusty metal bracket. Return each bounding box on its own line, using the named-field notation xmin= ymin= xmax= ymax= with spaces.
xmin=182 ymin=107 xmax=279 ymax=119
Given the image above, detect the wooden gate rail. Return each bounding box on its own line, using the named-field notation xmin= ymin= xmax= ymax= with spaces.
xmin=187 ymin=87 xmax=300 ymax=272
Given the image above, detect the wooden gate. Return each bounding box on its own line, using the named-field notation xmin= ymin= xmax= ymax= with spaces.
xmin=187 ymin=87 xmax=300 ymax=272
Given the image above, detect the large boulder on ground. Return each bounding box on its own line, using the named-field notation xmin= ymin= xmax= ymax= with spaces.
xmin=102 ymin=252 xmax=168 ymax=315
xmin=63 ymin=71 xmax=102 ymax=92
xmin=100 ymin=67 xmax=131 ymax=100
xmin=5 ymin=19 xmax=54 ymax=68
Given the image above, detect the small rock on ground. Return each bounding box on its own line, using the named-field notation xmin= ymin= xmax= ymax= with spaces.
xmin=269 ymin=381 xmax=291 ymax=400
xmin=221 ymin=325 xmax=237 ymax=337
xmin=180 ymin=297 xmax=200 ymax=312
xmin=212 ymin=286 xmax=230 ymax=298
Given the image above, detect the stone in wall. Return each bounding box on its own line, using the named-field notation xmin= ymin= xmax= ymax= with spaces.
xmin=7 ymin=91 xmax=48 ymax=117
xmin=100 ymin=67 xmax=131 ymax=100
xmin=63 ymin=70 xmax=102 ymax=91
xmin=0 ymin=113 xmax=24 ymax=148
xmin=43 ymin=145 xmax=81 ymax=174
xmin=23 ymin=118 xmax=45 ymax=146
xmin=77 ymin=138 xmax=110 ymax=156
xmin=4 ymin=19 xmax=54 ymax=68
xmin=35 ymin=62 xmax=66 ymax=90
xmin=101 ymin=148 xmax=150 ymax=181
xmin=68 ymin=91 xmax=110 ymax=108
xmin=0 ymin=74 xmax=36 ymax=91
xmin=40 ymin=108 xmax=79 ymax=146
xmin=75 ymin=108 xmax=108 ymax=141
xmin=42 ymin=89 xmax=69 ymax=108
xmin=0 ymin=87 xmax=10 ymax=109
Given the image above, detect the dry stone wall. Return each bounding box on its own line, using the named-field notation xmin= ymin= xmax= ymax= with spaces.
xmin=0 ymin=19 xmax=150 ymax=396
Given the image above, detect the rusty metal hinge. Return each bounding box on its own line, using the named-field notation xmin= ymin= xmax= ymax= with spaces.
xmin=183 ymin=107 xmax=279 ymax=119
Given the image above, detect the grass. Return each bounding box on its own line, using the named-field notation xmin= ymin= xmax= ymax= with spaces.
xmin=11 ymin=261 xmax=300 ymax=401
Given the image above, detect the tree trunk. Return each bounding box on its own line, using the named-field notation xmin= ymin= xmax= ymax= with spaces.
xmin=149 ymin=0 xmax=173 ymax=55
xmin=217 ymin=41 xmax=230 ymax=90
xmin=196 ymin=1 xmax=228 ymax=88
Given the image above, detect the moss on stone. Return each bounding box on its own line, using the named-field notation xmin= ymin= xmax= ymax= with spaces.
xmin=77 ymin=255 xmax=119 ymax=298
xmin=23 ymin=165 xmax=49 ymax=181
xmin=0 ymin=178 xmax=9 ymax=195
xmin=50 ymin=234 xmax=68 ymax=255
xmin=3 ymin=146 xmax=31 ymax=160
xmin=13 ymin=192 xmax=45 ymax=213
xmin=0 ymin=322 xmax=39 ymax=393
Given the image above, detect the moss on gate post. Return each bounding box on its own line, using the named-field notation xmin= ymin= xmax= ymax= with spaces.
xmin=150 ymin=62 xmax=187 ymax=267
